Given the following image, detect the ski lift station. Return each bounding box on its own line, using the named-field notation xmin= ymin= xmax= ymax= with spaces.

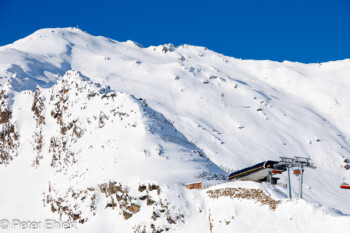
xmin=185 ymin=156 xmax=349 ymax=198
xmin=227 ymin=157 xmax=316 ymax=199
xmin=228 ymin=160 xmax=286 ymax=185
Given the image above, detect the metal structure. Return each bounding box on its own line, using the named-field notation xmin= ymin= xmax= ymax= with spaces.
xmin=228 ymin=156 xmax=316 ymax=199
xmin=279 ymin=156 xmax=316 ymax=199
xmin=340 ymin=178 xmax=350 ymax=189
xmin=228 ymin=160 xmax=286 ymax=184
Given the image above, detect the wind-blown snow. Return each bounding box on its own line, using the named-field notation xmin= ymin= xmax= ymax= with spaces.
xmin=0 ymin=27 xmax=350 ymax=232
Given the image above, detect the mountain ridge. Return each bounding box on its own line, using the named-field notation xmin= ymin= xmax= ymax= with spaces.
xmin=1 ymin=27 xmax=350 ymax=232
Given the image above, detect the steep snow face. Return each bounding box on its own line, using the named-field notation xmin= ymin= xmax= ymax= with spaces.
xmin=0 ymin=71 xmax=224 ymax=232
xmin=1 ymin=28 xmax=350 ymax=232
xmin=2 ymin=70 xmax=224 ymax=181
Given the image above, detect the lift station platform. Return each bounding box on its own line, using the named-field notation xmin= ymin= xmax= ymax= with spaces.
xmin=228 ymin=160 xmax=287 ymax=184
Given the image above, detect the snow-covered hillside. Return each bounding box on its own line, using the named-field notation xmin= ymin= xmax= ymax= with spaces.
xmin=0 ymin=27 xmax=350 ymax=232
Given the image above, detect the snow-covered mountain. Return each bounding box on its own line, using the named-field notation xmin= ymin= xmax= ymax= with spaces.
xmin=0 ymin=27 xmax=350 ymax=232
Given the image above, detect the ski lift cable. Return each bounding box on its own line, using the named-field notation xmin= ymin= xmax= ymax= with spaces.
xmin=292 ymin=165 xmax=350 ymax=189
xmin=312 ymin=167 xmax=348 ymax=181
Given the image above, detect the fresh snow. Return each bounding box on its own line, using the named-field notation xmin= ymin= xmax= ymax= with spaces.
xmin=0 ymin=27 xmax=350 ymax=232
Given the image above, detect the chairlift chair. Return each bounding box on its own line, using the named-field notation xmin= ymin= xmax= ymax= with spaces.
xmin=272 ymin=170 xmax=282 ymax=174
xmin=340 ymin=178 xmax=350 ymax=189
xmin=293 ymin=169 xmax=301 ymax=176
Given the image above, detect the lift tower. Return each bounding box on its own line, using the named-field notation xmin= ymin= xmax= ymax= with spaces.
xmin=279 ymin=156 xmax=316 ymax=199
xmin=294 ymin=157 xmax=316 ymax=198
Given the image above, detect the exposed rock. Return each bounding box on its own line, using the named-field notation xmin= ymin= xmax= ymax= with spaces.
xmin=147 ymin=197 xmax=155 ymax=206
xmin=0 ymin=90 xmax=11 ymax=124
xmin=148 ymin=184 xmax=161 ymax=195
xmin=0 ymin=123 xmax=19 ymax=165
xmin=99 ymin=181 xmax=122 ymax=197
xmin=0 ymin=89 xmax=20 ymax=165
xmin=0 ymin=110 xmax=11 ymax=124
xmin=139 ymin=195 xmax=148 ymax=200
xmin=44 ymin=184 xmax=97 ymax=224
xmin=167 ymin=216 xmax=175 ymax=224
xmin=152 ymin=212 xmax=159 ymax=220
xmin=99 ymin=181 xmax=183 ymax=231
xmin=123 ymin=211 xmax=133 ymax=220
xmin=32 ymin=87 xmax=45 ymax=167
xmin=138 ymin=184 xmax=147 ymax=192
xmin=127 ymin=204 xmax=140 ymax=214
xmin=207 ymin=187 xmax=281 ymax=210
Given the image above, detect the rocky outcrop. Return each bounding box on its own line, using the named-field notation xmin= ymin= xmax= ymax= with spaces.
xmin=32 ymin=87 xmax=45 ymax=167
xmin=0 ymin=89 xmax=19 ymax=165
xmin=0 ymin=90 xmax=11 ymax=124
xmin=0 ymin=123 xmax=19 ymax=165
xmin=207 ymin=187 xmax=281 ymax=210
xmin=44 ymin=183 xmax=97 ymax=224
xmin=0 ymin=110 xmax=11 ymax=124
xmin=99 ymin=181 xmax=184 ymax=232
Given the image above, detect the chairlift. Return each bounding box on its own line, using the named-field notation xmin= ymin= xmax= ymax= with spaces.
xmin=293 ymin=169 xmax=301 ymax=176
xmin=340 ymin=178 xmax=350 ymax=190
xmin=272 ymin=170 xmax=282 ymax=174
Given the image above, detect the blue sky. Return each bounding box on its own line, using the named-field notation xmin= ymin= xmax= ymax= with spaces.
xmin=1 ymin=0 xmax=349 ymax=63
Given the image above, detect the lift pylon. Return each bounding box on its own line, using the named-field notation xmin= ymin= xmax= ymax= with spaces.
xmin=279 ymin=156 xmax=316 ymax=199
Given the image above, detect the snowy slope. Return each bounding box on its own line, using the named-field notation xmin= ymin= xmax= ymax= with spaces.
xmin=0 ymin=27 xmax=350 ymax=232
xmin=0 ymin=70 xmax=225 ymax=232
